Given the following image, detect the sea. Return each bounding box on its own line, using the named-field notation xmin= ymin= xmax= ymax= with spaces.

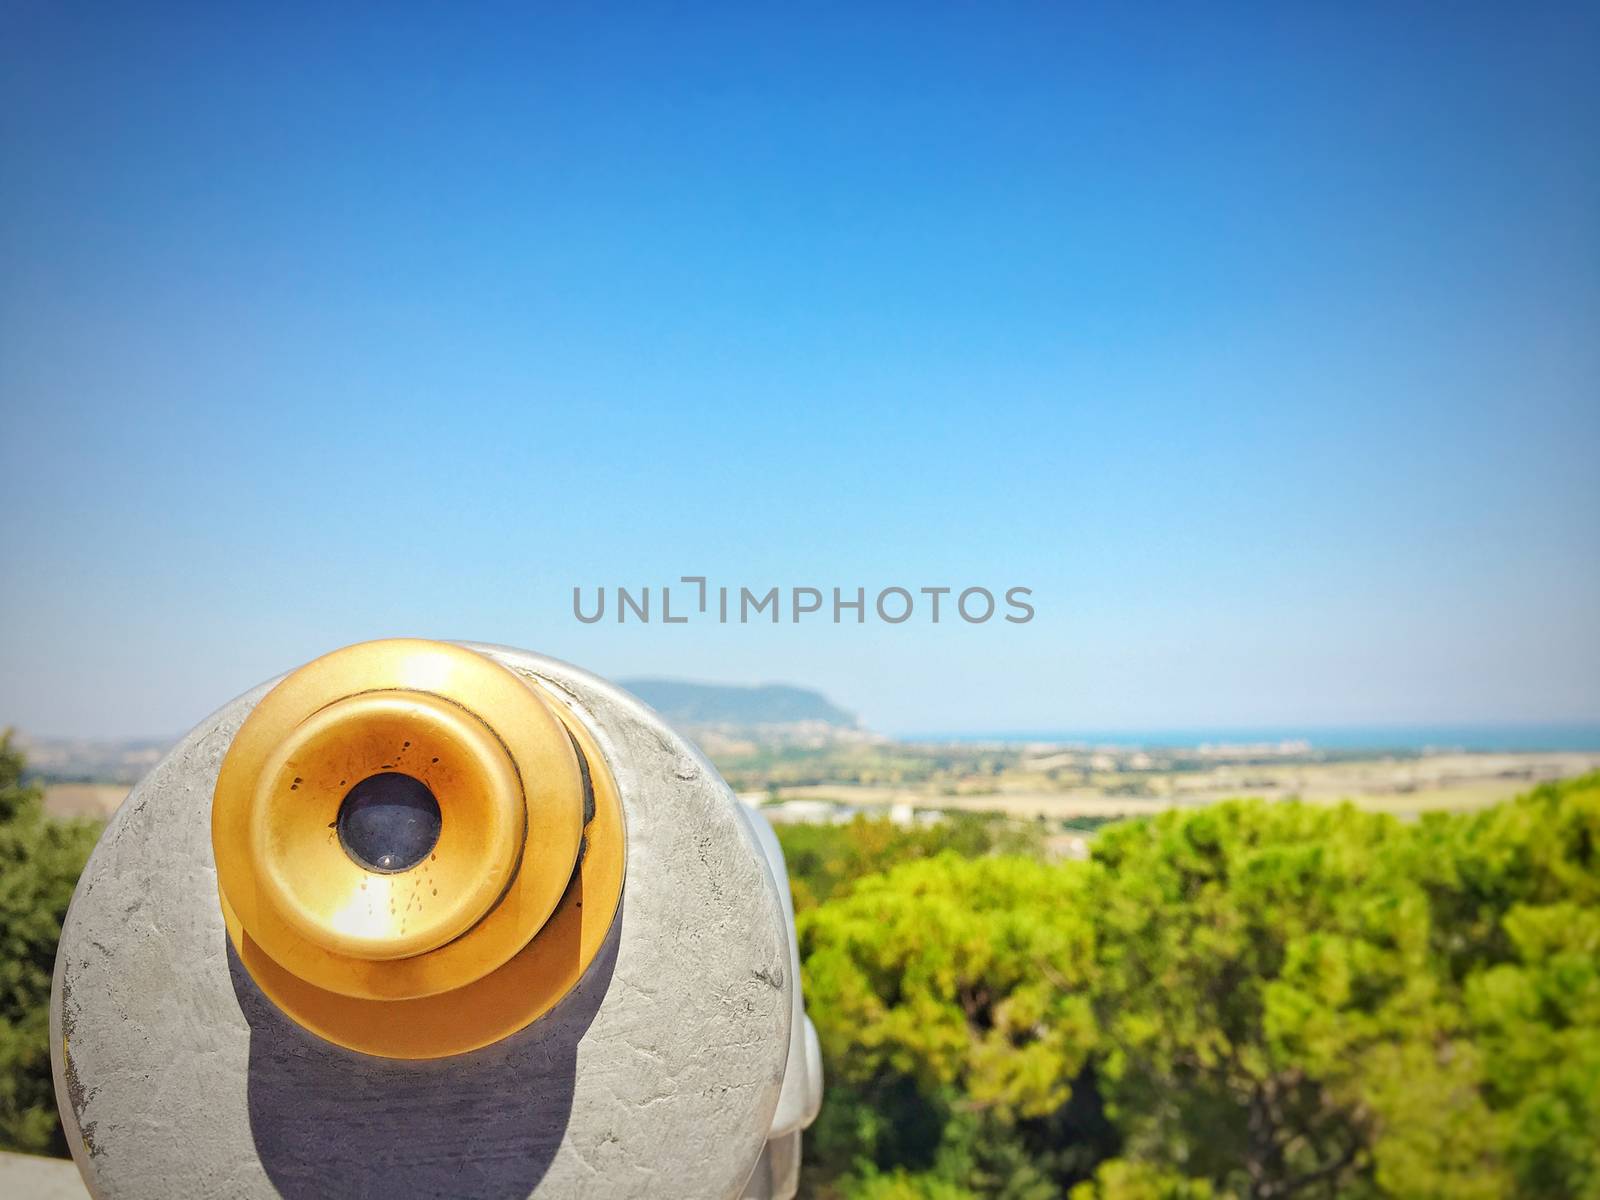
xmin=899 ymin=724 xmax=1600 ymax=753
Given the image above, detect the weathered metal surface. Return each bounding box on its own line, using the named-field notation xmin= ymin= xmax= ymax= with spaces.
xmin=52 ymin=645 xmax=799 ymax=1199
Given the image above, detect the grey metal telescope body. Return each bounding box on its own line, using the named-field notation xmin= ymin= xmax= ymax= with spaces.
xmin=50 ymin=643 xmax=822 ymax=1199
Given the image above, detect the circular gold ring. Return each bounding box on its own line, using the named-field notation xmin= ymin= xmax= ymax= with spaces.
xmin=249 ymin=690 xmax=523 ymax=961
xmin=219 ymin=661 xmax=626 ymax=1058
xmin=213 ymin=642 xmax=618 ymax=1037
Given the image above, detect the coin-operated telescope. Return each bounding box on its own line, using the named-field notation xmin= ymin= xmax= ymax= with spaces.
xmin=51 ymin=640 xmax=821 ymax=1199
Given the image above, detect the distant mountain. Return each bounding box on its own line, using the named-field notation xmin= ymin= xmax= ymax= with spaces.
xmin=620 ymin=679 xmax=858 ymax=730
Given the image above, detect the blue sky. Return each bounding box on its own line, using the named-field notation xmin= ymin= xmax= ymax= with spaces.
xmin=2 ymin=3 xmax=1597 ymax=737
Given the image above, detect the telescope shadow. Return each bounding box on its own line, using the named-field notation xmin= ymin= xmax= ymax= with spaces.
xmin=228 ymin=900 xmax=620 ymax=1200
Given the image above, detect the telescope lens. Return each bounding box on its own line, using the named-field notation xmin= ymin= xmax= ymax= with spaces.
xmin=337 ymin=773 xmax=442 ymax=873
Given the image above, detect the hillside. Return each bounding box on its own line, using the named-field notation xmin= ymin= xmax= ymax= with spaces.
xmin=618 ymin=679 xmax=858 ymax=730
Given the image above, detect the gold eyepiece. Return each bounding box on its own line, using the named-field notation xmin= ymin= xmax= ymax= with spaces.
xmin=212 ymin=639 xmax=624 ymax=1058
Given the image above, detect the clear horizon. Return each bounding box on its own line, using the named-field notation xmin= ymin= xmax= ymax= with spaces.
xmin=14 ymin=699 xmax=1600 ymax=755
xmin=3 ymin=5 xmax=1597 ymax=739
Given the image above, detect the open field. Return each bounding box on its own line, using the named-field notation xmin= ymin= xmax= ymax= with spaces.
xmin=42 ymin=783 xmax=129 ymax=821
xmin=760 ymin=749 xmax=1600 ymax=821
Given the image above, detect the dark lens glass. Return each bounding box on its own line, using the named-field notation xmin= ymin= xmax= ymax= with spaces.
xmin=336 ymin=773 xmax=441 ymax=873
